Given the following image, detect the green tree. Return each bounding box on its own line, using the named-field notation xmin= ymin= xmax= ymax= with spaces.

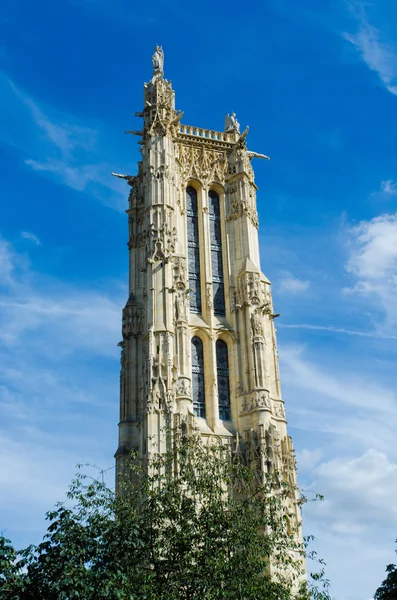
xmin=375 ymin=542 xmax=397 ymax=600
xmin=0 ymin=432 xmax=330 ymax=599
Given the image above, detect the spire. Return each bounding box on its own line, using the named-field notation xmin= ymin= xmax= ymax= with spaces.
xmin=141 ymin=46 xmax=183 ymax=136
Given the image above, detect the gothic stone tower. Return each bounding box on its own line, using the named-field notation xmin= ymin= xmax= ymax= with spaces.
xmin=115 ymin=47 xmax=300 ymax=524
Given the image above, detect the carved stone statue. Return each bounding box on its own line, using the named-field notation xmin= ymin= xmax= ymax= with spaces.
xmin=224 ymin=112 xmax=240 ymax=133
xmin=152 ymin=45 xmax=164 ymax=74
xmin=175 ymin=290 xmax=186 ymax=321
xmin=251 ymin=310 xmax=264 ymax=336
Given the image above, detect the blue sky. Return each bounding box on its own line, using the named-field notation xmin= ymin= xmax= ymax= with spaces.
xmin=1 ymin=0 xmax=397 ymax=598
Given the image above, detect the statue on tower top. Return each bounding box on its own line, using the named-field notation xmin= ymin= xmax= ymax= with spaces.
xmin=224 ymin=112 xmax=240 ymax=133
xmin=152 ymin=45 xmax=164 ymax=76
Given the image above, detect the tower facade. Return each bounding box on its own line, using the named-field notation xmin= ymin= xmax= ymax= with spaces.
xmin=115 ymin=48 xmax=300 ymax=524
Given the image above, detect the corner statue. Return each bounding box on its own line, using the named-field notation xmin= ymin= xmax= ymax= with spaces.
xmin=224 ymin=112 xmax=240 ymax=133
xmin=152 ymin=45 xmax=164 ymax=74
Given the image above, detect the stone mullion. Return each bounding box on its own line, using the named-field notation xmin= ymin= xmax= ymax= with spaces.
xmin=205 ymin=335 xmax=218 ymax=430
xmin=200 ymin=186 xmax=212 ymax=325
xmin=244 ymin=305 xmax=256 ymax=393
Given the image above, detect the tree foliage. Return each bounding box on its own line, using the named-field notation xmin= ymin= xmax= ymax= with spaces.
xmin=0 ymin=432 xmax=331 ymax=599
xmin=375 ymin=542 xmax=397 ymax=600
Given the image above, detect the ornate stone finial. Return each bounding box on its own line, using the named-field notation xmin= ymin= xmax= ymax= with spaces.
xmin=224 ymin=112 xmax=240 ymax=133
xmin=152 ymin=45 xmax=164 ymax=76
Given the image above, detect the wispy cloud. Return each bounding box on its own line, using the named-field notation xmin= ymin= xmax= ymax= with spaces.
xmin=278 ymin=274 xmax=310 ymax=293
xmin=282 ymin=344 xmax=397 ymax=420
xmin=344 ymin=6 xmax=397 ymax=95
xmin=279 ymin=322 xmax=397 ymax=340
xmin=0 ymin=237 xmax=18 ymax=285
xmin=344 ymin=211 xmax=397 ymax=326
xmin=296 ymin=447 xmax=323 ymax=472
xmin=0 ymin=234 xmax=122 ymax=351
xmin=0 ymin=232 xmax=122 ymax=543
xmin=312 ymin=450 xmax=397 ymax=533
xmin=0 ymin=73 xmax=128 ymax=210
xmin=380 ymin=179 xmax=397 ymax=196
xmin=21 ymin=231 xmax=41 ymax=245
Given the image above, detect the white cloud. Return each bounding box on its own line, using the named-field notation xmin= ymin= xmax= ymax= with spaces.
xmin=381 ymin=180 xmax=397 ymax=196
xmin=278 ymin=275 xmax=310 ymax=293
xmin=344 ymin=9 xmax=397 ymax=95
xmin=296 ymin=447 xmax=323 ymax=471
xmin=314 ymin=450 xmax=397 ymax=527
xmin=344 ymin=212 xmax=397 ymax=325
xmin=346 ymin=213 xmax=397 ymax=279
xmin=0 ymin=237 xmax=16 ymax=285
xmin=280 ymin=342 xmax=397 ymax=599
xmin=21 ymin=230 xmax=41 ymax=245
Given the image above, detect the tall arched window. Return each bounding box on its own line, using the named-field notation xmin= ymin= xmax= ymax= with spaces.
xmin=216 ymin=340 xmax=230 ymax=420
xmin=186 ymin=186 xmax=201 ymax=313
xmin=209 ymin=190 xmax=225 ymax=315
xmin=191 ymin=337 xmax=206 ymax=418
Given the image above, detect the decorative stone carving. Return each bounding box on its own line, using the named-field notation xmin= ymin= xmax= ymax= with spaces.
xmin=148 ymin=241 xmax=166 ymax=263
xmin=254 ymin=390 xmax=271 ymax=409
xmin=146 ymin=221 xmax=176 ymax=262
xmin=144 ymin=71 xmax=181 ymax=136
xmin=176 ymin=378 xmax=191 ymax=397
xmin=240 ymin=390 xmax=271 ymax=413
xmin=151 ymin=164 xmax=170 ymax=180
xmin=172 ymin=256 xmax=187 ymax=288
xmin=206 ymin=283 xmax=213 ymax=309
xmin=122 ymin=305 xmax=145 ymax=339
xmin=161 ymin=222 xmax=177 ymax=254
xmin=177 ymin=144 xmax=227 ymax=186
xmin=129 ymin=230 xmax=148 ymax=248
xmin=273 ymin=400 xmax=286 ymax=420
xmin=281 ymin=436 xmax=297 ymax=490
xmin=227 ymin=197 xmax=242 ymax=221
xmin=164 ymin=390 xmax=175 ymax=413
xmin=235 ymin=272 xmax=265 ymax=308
